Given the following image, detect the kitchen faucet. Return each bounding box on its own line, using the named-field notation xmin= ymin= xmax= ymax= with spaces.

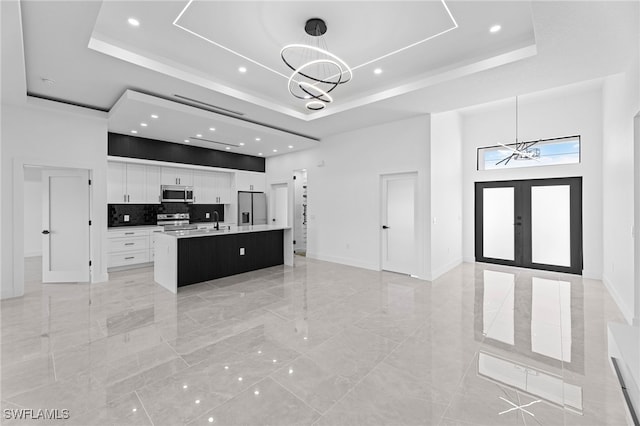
xmin=213 ymin=211 xmax=220 ymax=230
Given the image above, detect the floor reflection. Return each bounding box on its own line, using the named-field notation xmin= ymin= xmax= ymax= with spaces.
xmin=0 ymin=257 xmax=628 ymax=425
xmin=474 ymin=268 xmax=585 ymax=374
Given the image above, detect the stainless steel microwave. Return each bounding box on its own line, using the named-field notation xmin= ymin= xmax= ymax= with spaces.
xmin=161 ymin=185 xmax=194 ymax=203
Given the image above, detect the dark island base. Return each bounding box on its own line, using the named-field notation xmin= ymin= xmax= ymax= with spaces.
xmin=177 ymin=230 xmax=284 ymax=287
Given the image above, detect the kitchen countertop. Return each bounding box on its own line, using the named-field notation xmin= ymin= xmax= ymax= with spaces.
xmin=107 ymin=222 xmax=234 ymax=231
xmin=160 ymin=224 xmax=290 ymax=239
xmin=107 ymin=225 xmax=163 ymax=231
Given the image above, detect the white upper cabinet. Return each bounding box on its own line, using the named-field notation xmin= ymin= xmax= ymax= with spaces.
xmin=145 ymin=166 xmax=161 ymax=203
xmin=161 ymin=167 xmax=193 ymax=186
xmin=236 ymin=171 xmax=266 ymax=192
xmin=193 ymin=170 xmax=217 ymax=204
xmin=107 ymin=162 xmax=127 ymax=204
xmin=125 ymin=163 xmax=147 ymax=203
xmin=109 ymin=161 xmax=235 ymax=205
xmin=193 ymin=170 xmax=233 ymax=204
xmin=107 ymin=162 xmax=162 ymax=204
xmin=214 ymin=172 xmax=232 ymax=203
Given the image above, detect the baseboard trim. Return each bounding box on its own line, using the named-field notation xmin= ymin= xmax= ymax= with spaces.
xmin=602 ymin=274 xmax=634 ymax=325
xmin=429 ymin=257 xmax=463 ymax=281
xmin=92 ymin=272 xmax=109 ymax=283
xmin=306 ymin=252 xmax=379 ymax=272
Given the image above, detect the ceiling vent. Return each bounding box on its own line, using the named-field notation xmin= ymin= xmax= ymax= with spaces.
xmin=190 ymin=136 xmax=240 ymax=147
xmin=174 ymin=94 xmax=244 ymax=116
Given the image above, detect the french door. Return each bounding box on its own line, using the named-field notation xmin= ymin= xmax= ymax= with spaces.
xmin=475 ymin=177 xmax=582 ymax=275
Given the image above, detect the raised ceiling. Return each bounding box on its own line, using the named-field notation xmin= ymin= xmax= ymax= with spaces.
xmin=6 ymin=1 xmax=639 ymax=148
xmin=89 ymin=0 xmax=536 ymax=120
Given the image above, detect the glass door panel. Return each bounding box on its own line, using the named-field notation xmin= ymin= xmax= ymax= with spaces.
xmin=482 ymin=187 xmax=515 ymax=261
xmin=531 ymin=185 xmax=571 ymax=267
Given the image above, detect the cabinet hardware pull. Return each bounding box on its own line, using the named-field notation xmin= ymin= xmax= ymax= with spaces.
xmin=125 ymin=243 xmax=134 ymax=246
xmin=125 ymin=256 xmax=134 ymax=260
xmin=125 ymin=232 xmax=134 ymax=235
xmin=124 ymin=194 xmax=126 ymax=202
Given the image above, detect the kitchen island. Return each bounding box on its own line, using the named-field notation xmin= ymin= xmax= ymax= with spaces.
xmin=154 ymin=225 xmax=293 ymax=293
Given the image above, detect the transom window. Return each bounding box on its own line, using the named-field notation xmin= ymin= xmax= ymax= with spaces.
xmin=477 ymin=136 xmax=581 ymax=171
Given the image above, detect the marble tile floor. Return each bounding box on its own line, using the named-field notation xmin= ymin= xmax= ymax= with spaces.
xmin=0 ymin=256 xmax=631 ymax=425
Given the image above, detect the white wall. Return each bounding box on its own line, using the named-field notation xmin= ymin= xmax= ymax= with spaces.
xmin=461 ymin=82 xmax=604 ymax=279
xmin=1 ymin=98 xmax=108 ymax=299
xmin=602 ymin=68 xmax=639 ymax=324
xmin=266 ymin=115 xmax=432 ymax=279
xmin=23 ymin=167 xmax=42 ymax=257
xmin=430 ymin=111 xmax=463 ymax=279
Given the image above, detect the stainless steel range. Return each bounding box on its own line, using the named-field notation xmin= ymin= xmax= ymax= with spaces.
xmin=157 ymin=213 xmax=197 ymax=231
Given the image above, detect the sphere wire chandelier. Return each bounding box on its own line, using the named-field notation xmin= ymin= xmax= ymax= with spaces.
xmin=280 ymin=18 xmax=352 ymax=111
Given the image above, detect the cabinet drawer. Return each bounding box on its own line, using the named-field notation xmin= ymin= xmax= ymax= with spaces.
xmin=108 ymin=229 xmax=151 ymax=239
xmin=108 ymin=250 xmax=150 ymax=268
xmin=109 ymin=236 xmax=149 ymax=252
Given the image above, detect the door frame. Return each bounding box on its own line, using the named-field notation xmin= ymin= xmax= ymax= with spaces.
xmin=380 ymin=171 xmax=419 ymax=275
xmin=475 ymin=177 xmax=583 ymax=275
xmin=10 ymin=157 xmax=96 ymax=299
xmin=269 ymin=182 xmax=289 ymax=227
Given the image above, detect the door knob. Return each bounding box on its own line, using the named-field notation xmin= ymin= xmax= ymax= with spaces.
xmin=382 ymin=225 xmax=390 ymax=229
xmin=42 ymin=230 xmax=50 ymax=235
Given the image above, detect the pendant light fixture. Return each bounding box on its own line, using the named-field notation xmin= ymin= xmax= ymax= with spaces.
xmin=280 ymin=18 xmax=353 ymax=111
xmin=496 ymin=96 xmax=540 ymax=166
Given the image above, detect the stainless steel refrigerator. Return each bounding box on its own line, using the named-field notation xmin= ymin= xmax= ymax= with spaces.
xmin=237 ymin=192 xmax=267 ymax=225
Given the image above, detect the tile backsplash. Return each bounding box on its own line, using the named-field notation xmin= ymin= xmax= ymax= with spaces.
xmin=108 ymin=203 xmax=224 ymax=227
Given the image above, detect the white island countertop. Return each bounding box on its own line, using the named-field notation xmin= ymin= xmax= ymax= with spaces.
xmin=161 ymin=224 xmax=291 ymax=239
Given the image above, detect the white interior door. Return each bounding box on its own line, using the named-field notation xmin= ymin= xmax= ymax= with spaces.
xmin=42 ymin=169 xmax=90 ymax=282
xmin=272 ymin=184 xmax=288 ymax=227
xmin=382 ymin=173 xmax=417 ymax=274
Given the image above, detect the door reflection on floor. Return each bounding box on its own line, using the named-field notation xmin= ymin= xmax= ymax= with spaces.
xmin=474 ymin=268 xmax=584 ymax=373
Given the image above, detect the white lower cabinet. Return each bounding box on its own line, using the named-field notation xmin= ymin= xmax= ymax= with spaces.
xmin=107 ymin=227 xmax=162 ymax=269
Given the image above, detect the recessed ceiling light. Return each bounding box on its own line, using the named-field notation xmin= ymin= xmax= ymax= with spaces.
xmin=196 ymin=134 xmax=202 ymax=138
xmin=490 ymin=24 xmax=501 ymax=33
xmin=273 ymin=149 xmax=278 ymax=153
xmin=128 ymin=17 xmax=140 ymax=27
xmin=373 ymin=68 xmax=383 ymax=75
xmin=258 ymin=152 xmax=263 ymax=156
xmin=131 ymin=130 xmax=138 ymax=134
xmin=238 ymin=66 xmax=247 ymax=73
xmin=288 ymin=145 xmax=293 ymax=149
xmin=184 ymin=139 xmax=190 ymax=143
xmin=151 ymin=114 xmax=158 ymax=119
xmin=140 ymin=123 xmax=147 ymax=127
xmin=226 ymin=147 xmax=231 ymax=150
xmin=239 ymin=143 xmax=245 ymax=146
xmin=255 ymin=137 xmax=261 ymax=141
xmin=209 ymin=127 xmax=216 ymax=131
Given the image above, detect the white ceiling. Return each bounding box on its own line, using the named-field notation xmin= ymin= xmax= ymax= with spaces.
xmin=89 ymin=0 xmax=536 ymax=120
xmin=109 ymin=90 xmax=319 ymax=157
xmin=4 ymin=0 xmax=639 ymax=150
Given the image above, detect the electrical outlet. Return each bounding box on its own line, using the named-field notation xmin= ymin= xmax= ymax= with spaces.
xmin=205 ymin=212 xmax=210 ymax=219
xmin=123 ymin=214 xmax=130 ymax=222
xmin=240 ymin=248 xmax=245 ymax=255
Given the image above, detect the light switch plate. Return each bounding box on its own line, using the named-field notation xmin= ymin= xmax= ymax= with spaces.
xmin=124 ymin=214 xmax=130 ymax=222
xmin=205 ymin=212 xmax=210 ymax=219
xmin=240 ymin=248 xmax=245 ymax=255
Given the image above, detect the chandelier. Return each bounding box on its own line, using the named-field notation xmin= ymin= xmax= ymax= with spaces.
xmin=280 ymin=18 xmax=352 ymax=111
xmin=496 ymin=96 xmax=541 ymax=166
